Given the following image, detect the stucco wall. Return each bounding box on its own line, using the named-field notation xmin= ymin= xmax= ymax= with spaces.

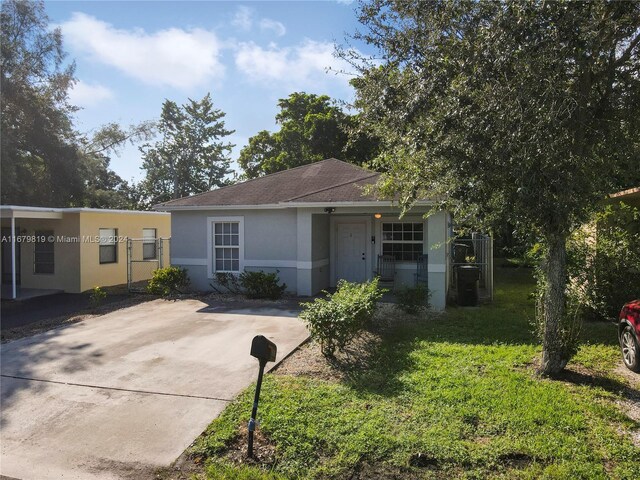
xmin=8 ymin=215 xmax=82 ymax=292
xmin=168 ymin=206 xmax=451 ymax=309
xmin=79 ymin=211 xmax=171 ymax=292
xmin=170 ymin=209 xmax=298 ymax=292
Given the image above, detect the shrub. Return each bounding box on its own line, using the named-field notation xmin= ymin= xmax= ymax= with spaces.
xmin=212 ymin=272 xmax=241 ymax=294
xmin=147 ymin=266 xmax=190 ymax=296
xmin=568 ymin=202 xmax=640 ymax=320
xmin=395 ymin=284 xmax=431 ymax=314
xmin=89 ymin=286 xmax=107 ymax=308
xmin=239 ymin=270 xmax=287 ymax=300
xmin=300 ymin=278 xmax=384 ymax=357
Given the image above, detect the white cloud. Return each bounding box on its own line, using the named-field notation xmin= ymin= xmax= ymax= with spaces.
xmin=68 ymin=80 xmax=114 ymax=107
xmin=231 ymin=6 xmax=254 ymax=31
xmin=234 ymin=39 xmax=354 ymax=90
xmin=259 ymin=18 xmax=286 ymax=37
xmin=60 ymin=13 xmax=224 ymax=89
xmin=231 ymin=6 xmax=285 ymax=37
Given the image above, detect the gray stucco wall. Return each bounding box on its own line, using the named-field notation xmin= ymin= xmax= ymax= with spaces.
xmin=169 ymin=207 xmax=451 ymax=309
xmin=170 ymin=209 xmax=298 ymax=292
xmin=310 ymin=214 xmax=330 ymax=293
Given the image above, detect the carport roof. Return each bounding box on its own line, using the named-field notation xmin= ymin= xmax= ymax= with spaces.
xmin=154 ymin=158 xmax=385 ymax=209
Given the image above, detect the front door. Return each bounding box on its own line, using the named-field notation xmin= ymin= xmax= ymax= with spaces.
xmin=336 ymin=223 xmax=367 ymax=283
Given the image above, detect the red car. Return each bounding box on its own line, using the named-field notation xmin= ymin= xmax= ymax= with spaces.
xmin=619 ymin=300 xmax=640 ymax=372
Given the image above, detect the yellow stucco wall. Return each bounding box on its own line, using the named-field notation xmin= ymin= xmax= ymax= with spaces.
xmin=78 ymin=211 xmax=171 ymax=292
xmin=7 ymin=214 xmax=82 ymax=292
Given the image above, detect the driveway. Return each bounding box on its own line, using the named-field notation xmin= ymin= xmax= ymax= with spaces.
xmin=0 ymin=298 xmax=308 ymax=480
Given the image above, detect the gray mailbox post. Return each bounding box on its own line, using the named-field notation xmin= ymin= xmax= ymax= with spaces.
xmin=248 ymin=335 xmax=277 ymax=458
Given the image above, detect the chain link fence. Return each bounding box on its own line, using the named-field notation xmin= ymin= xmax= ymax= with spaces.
xmin=127 ymin=237 xmax=171 ymax=293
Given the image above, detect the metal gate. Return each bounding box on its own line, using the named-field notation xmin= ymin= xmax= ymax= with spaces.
xmin=450 ymin=233 xmax=494 ymax=302
xmin=126 ymin=237 xmax=171 ymax=293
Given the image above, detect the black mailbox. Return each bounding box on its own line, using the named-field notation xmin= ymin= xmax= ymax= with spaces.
xmin=250 ymin=335 xmax=277 ymax=363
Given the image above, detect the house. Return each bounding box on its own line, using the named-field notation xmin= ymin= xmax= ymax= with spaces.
xmin=155 ymin=159 xmax=458 ymax=310
xmin=0 ymin=206 xmax=171 ymax=300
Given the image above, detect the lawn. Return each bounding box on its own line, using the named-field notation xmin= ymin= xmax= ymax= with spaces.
xmin=188 ymin=267 xmax=640 ymax=479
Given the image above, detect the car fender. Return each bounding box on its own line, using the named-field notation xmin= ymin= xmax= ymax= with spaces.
xmin=619 ymin=319 xmax=639 ymax=343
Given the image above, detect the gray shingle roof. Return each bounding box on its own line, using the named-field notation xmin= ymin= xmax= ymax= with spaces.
xmin=156 ymin=159 xmax=381 ymax=208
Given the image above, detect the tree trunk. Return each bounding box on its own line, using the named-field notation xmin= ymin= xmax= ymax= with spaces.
xmin=539 ymin=233 xmax=568 ymax=376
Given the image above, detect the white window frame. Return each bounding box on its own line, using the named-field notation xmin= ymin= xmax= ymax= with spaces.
xmin=142 ymin=228 xmax=157 ymax=260
xmin=207 ymin=216 xmax=244 ymax=277
xmin=380 ymin=221 xmax=425 ymax=263
xmin=99 ymin=228 xmax=118 ymax=264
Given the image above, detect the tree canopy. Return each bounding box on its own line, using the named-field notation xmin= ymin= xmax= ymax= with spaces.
xmin=1 ymin=0 xmax=154 ymax=208
xmin=137 ymin=94 xmax=234 ymax=207
xmin=238 ymin=92 xmax=378 ymax=179
xmin=349 ymin=0 xmax=640 ymax=374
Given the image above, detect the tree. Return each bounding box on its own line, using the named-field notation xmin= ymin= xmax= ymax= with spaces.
xmin=348 ymin=0 xmax=640 ymax=375
xmin=78 ymin=122 xmax=156 ymax=209
xmin=138 ymin=94 xmax=234 ymax=206
xmin=1 ymin=0 xmax=154 ymax=208
xmin=1 ymin=0 xmax=82 ymax=206
xmin=238 ymin=92 xmax=378 ymax=178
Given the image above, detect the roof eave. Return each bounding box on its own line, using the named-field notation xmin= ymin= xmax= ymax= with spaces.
xmin=153 ymin=200 xmax=436 ymax=212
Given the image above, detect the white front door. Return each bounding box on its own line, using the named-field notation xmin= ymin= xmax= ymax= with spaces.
xmin=336 ymin=223 xmax=367 ymax=283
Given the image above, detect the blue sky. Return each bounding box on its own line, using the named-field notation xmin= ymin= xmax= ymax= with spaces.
xmin=44 ymin=1 xmax=369 ymax=181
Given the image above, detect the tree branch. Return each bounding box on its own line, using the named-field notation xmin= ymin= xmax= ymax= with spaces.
xmin=613 ymin=31 xmax=640 ymax=68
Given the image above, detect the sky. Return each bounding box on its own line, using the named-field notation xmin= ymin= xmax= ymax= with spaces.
xmin=43 ymin=0 xmax=370 ymax=182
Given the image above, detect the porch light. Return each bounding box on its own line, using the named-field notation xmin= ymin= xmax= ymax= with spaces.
xmin=374 ymin=213 xmax=382 ymax=219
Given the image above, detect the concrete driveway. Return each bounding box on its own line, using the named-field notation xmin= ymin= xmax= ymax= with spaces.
xmin=0 ymin=298 xmax=308 ymax=480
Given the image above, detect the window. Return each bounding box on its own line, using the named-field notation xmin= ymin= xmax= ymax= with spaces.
xmin=213 ymin=221 xmax=240 ymax=272
xmin=99 ymin=228 xmax=117 ymax=264
xmin=381 ymin=222 xmax=424 ymax=261
xmin=142 ymin=228 xmax=157 ymax=260
xmin=34 ymin=230 xmax=54 ymax=274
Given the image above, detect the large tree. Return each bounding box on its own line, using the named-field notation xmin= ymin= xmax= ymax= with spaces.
xmin=1 ymin=0 xmax=154 ymax=208
xmin=138 ymin=94 xmax=234 ymax=206
xmin=349 ymin=0 xmax=640 ymax=375
xmin=78 ymin=121 xmax=156 ymax=209
xmin=1 ymin=0 xmax=82 ymax=206
xmin=238 ymin=92 xmax=378 ymax=179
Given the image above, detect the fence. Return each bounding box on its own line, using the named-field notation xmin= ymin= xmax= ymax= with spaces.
xmin=127 ymin=237 xmax=171 ymax=293
xmin=450 ymin=233 xmax=494 ymax=302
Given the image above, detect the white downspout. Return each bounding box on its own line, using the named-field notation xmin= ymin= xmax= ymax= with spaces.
xmin=11 ymin=215 xmax=17 ymax=299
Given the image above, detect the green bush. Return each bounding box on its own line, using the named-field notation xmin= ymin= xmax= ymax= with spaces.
xmin=300 ymin=278 xmax=384 ymax=357
xmin=239 ymin=270 xmax=287 ymax=300
xmin=212 ymin=272 xmax=241 ymax=294
xmin=89 ymin=286 xmax=107 ymax=308
xmin=568 ymin=202 xmax=640 ymax=320
xmin=147 ymin=266 xmax=190 ymax=296
xmin=395 ymin=283 xmax=431 ymax=314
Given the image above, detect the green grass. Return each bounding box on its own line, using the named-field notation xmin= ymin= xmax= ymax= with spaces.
xmin=191 ymin=268 xmax=640 ymax=479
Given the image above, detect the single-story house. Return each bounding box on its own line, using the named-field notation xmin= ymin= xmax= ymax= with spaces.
xmin=0 ymin=206 xmax=171 ymax=299
xmin=155 ymin=159 xmax=456 ymax=310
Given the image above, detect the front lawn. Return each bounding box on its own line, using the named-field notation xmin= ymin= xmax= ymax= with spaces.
xmin=189 ymin=268 xmax=640 ymax=479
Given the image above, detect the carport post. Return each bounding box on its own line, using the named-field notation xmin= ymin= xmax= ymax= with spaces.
xmin=11 ymin=216 xmax=16 ymax=300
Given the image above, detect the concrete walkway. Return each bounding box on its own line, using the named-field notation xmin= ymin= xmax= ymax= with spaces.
xmin=0 ymin=299 xmax=308 ymax=480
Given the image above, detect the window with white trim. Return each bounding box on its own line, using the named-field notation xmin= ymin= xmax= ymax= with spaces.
xmin=213 ymin=221 xmax=240 ymax=272
xmin=142 ymin=228 xmax=157 ymax=260
xmin=99 ymin=228 xmax=117 ymax=264
xmin=381 ymin=222 xmax=424 ymax=261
